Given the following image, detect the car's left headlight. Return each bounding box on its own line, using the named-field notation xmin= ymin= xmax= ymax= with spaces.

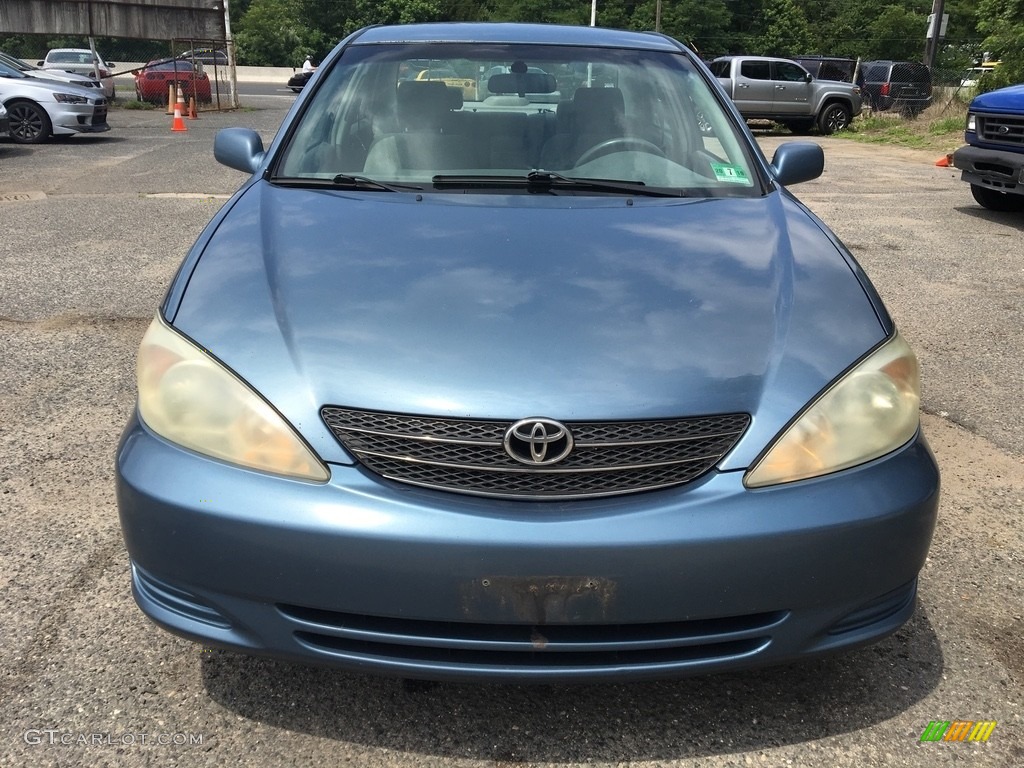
xmin=136 ymin=314 xmax=330 ymax=482
xmin=744 ymin=333 xmax=920 ymax=488
xmin=53 ymin=93 xmax=89 ymax=104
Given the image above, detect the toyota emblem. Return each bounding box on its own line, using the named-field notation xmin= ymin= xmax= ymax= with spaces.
xmin=504 ymin=418 xmax=574 ymax=466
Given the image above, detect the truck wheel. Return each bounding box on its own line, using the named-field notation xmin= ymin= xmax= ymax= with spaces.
xmin=970 ymin=184 xmax=1024 ymax=212
xmin=817 ymin=103 xmax=851 ymax=135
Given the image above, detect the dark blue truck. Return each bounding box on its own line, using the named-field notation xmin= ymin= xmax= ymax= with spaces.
xmin=952 ymin=84 xmax=1024 ymax=211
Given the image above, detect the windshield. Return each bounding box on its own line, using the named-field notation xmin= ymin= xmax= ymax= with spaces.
xmin=274 ymin=42 xmax=760 ymax=196
xmin=147 ymin=60 xmax=198 ymax=72
xmin=0 ymin=61 xmax=28 ymax=79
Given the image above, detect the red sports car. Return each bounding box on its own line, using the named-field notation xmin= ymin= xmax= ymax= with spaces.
xmin=134 ymin=59 xmax=212 ymax=104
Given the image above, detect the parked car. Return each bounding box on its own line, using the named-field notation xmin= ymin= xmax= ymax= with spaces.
xmin=960 ymin=62 xmax=1000 ymax=89
xmin=37 ymin=48 xmax=116 ymax=100
xmin=0 ymin=59 xmax=109 ymax=143
xmin=860 ymin=60 xmax=932 ymax=116
xmin=177 ymin=48 xmax=228 ymax=67
xmin=0 ymin=49 xmax=103 ymax=91
xmin=287 ymin=70 xmax=313 ymax=92
xmin=0 ymin=102 xmax=8 ymax=136
xmin=134 ymin=59 xmax=212 ymax=104
xmin=414 ymin=64 xmax=478 ymax=101
xmin=709 ymin=55 xmax=862 ymax=134
xmin=116 ymin=22 xmax=939 ymax=683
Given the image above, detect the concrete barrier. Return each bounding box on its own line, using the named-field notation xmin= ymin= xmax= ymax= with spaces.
xmin=109 ymin=62 xmax=298 ymax=83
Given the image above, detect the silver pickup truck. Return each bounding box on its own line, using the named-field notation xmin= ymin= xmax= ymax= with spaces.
xmin=709 ymin=55 xmax=862 ymax=135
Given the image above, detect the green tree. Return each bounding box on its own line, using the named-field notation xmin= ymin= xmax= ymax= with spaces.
xmin=867 ymin=5 xmax=927 ymax=60
xmin=235 ymin=0 xmax=325 ymax=66
xmin=752 ymin=0 xmax=814 ymax=56
xmin=976 ymin=0 xmax=1024 ymax=89
xmin=629 ymin=0 xmax=733 ymax=55
xmin=353 ymin=0 xmax=445 ymax=26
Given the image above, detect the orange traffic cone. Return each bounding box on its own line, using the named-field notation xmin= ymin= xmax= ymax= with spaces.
xmin=935 ymin=153 xmax=953 ymax=167
xmin=171 ymin=87 xmax=187 ymax=132
xmin=188 ymin=96 xmax=198 ymax=119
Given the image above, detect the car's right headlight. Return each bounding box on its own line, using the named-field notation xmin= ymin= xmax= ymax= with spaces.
xmin=744 ymin=333 xmax=920 ymax=488
xmin=966 ymin=113 xmax=976 ymax=132
xmin=136 ymin=314 xmax=329 ymax=482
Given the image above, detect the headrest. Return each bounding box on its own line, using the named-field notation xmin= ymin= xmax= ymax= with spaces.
xmin=397 ymin=80 xmax=461 ymax=126
xmin=572 ymin=87 xmax=625 ymax=117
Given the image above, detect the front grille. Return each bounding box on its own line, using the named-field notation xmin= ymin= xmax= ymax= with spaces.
xmin=979 ymin=112 xmax=1024 ymax=149
xmin=321 ymin=407 xmax=749 ymax=499
xmin=279 ymin=603 xmax=783 ymax=672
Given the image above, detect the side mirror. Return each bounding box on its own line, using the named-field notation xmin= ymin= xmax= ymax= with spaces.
xmin=804 ymin=72 xmax=813 ymax=83
xmin=214 ymin=127 xmax=266 ymax=174
xmin=770 ymin=141 xmax=824 ymax=186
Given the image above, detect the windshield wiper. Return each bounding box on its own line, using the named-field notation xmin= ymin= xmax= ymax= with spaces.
xmin=331 ymin=173 xmax=423 ymax=192
xmin=431 ymin=170 xmax=684 ymax=197
xmin=270 ymin=174 xmax=423 ymax=192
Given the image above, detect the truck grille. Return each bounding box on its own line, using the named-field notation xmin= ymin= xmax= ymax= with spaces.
xmin=979 ymin=112 xmax=1024 ymax=149
xmin=321 ymin=407 xmax=749 ymax=500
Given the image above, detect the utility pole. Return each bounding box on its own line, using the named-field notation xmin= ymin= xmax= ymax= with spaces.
xmin=924 ymin=0 xmax=945 ymax=69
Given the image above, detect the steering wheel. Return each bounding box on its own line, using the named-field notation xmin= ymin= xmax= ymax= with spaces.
xmin=575 ymin=137 xmax=666 ymax=166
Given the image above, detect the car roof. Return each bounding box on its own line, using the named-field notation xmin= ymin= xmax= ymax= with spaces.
xmin=711 ymin=55 xmax=799 ymax=63
xmin=352 ymin=22 xmax=681 ymax=51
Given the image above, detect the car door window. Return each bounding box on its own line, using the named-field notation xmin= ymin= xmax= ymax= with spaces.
xmin=739 ymin=61 xmax=770 ymax=80
xmin=773 ymin=62 xmax=808 ymax=82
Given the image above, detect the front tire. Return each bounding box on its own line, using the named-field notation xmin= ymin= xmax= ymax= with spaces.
xmin=970 ymin=184 xmax=1024 ymax=212
xmin=817 ymin=103 xmax=851 ymax=135
xmin=7 ymin=100 xmax=52 ymax=144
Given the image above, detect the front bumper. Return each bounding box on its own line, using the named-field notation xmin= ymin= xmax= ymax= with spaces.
xmin=953 ymin=144 xmax=1024 ymax=195
xmin=50 ymin=103 xmax=110 ymax=135
xmin=116 ymin=414 xmax=939 ymax=682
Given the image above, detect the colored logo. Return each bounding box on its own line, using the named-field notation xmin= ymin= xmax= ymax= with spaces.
xmin=919 ymin=721 xmax=996 ymax=742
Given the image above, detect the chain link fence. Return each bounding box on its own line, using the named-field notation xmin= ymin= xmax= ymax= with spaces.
xmin=0 ymin=35 xmax=235 ymax=110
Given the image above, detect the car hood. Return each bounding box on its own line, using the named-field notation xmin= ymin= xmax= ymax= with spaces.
xmin=970 ymin=84 xmax=1024 ymax=113
xmin=171 ymin=185 xmax=886 ymax=468
xmin=0 ymin=73 xmax=101 ymax=99
xmin=26 ymin=69 xmax=95 ymax=85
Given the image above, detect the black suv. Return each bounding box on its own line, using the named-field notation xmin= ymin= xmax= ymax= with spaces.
xmin=860 ymin=60 xmax=932 ymax=116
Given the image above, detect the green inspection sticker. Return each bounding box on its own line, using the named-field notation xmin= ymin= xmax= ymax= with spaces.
xmin=710 ymin=163 xmax=750 ymax=184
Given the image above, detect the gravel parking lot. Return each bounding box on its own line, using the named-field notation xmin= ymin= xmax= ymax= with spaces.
xmin=1 ymin=101 xmax=1021 ymax=767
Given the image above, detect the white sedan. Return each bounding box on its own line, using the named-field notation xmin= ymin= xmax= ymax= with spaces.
xmin=37 ymin=48 xmax=116 ymax=100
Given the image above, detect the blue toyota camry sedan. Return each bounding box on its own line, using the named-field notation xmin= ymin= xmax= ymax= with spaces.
xmin=116 ymin=23 xmax=940 ymax=682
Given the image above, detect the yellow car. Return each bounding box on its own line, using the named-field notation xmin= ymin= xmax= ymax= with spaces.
xmin=414 ymin=66 xmax=477 ymax=101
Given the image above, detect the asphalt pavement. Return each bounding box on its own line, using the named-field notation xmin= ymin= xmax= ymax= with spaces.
xmin=0 ymin=97 xmax=1021 ymax=767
